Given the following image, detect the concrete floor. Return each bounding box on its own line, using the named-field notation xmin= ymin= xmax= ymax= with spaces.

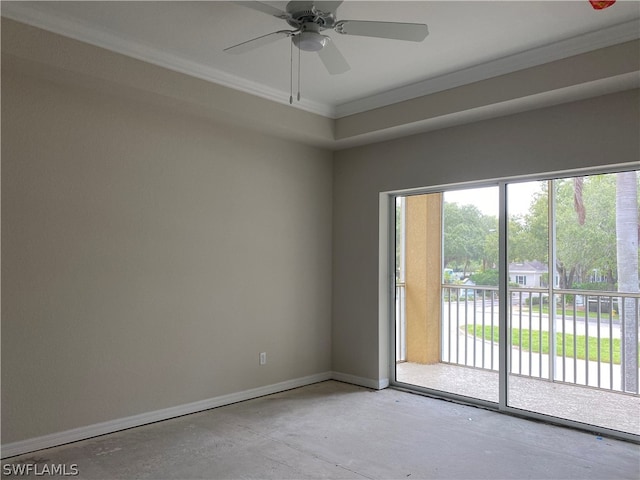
xmin=2 ymin=381 xmax=639 ymax=479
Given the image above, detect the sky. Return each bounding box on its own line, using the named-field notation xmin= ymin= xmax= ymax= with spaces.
xmin=444 ymin=182 xmax=542 ymax=217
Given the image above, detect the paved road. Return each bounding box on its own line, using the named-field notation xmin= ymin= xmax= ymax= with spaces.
xmin=444 ymin=300 xmax=623 ymax=336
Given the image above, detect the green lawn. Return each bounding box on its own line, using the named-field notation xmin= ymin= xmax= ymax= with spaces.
xmin=464 ymin=325 xmax=639 ymax=365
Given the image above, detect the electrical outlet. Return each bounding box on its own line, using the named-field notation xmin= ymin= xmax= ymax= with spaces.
xmin=259 ymin=352 xmax=267 ymax=365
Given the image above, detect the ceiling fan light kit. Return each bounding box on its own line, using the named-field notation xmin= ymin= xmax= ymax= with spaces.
xmin=224 ymin=1 xmax=429 ymax=103
xmin=293 ymin=27 xmax=328 ymax=52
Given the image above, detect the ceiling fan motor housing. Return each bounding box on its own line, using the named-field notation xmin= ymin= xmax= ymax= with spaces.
xmin=286 ymin=1 xmax=337 ymax=30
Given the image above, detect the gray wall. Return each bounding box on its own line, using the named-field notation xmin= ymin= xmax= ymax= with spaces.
xmin=1 ymin=68 xmax=333 ymax=444
xmin=332 ymin=89 xmax=640 ymax=381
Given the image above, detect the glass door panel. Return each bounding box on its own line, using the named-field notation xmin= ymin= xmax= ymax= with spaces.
xmin=395 ymin=187 xmax=499 ymax=403
xmin=506 ymin=173 xmax=640 ymax=435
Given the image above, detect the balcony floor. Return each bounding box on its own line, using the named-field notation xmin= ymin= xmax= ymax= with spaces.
xmin=396 ymin=362 xmax=640 ymax=436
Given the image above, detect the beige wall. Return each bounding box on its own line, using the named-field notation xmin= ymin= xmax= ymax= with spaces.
xmin=332 ymin=89 xmax=640 ymax=382
xmin=1 ymin=68 xmax=333 ymax=444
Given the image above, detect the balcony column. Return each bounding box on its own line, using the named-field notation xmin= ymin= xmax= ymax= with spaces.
xmin=405 ymin=193 xmax=442 ymax=364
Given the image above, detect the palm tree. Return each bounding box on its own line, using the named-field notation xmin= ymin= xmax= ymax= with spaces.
xmin=616 ymin=171 xmax=639 ymax=393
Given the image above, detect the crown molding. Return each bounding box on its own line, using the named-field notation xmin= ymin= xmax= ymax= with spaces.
xmin=335 ymin=19 xmax=640 ymax=118
xmin=0 ymin=2 xmax=336 ymax=118
xmin=2 ymin=2 xmax=637 ymax=121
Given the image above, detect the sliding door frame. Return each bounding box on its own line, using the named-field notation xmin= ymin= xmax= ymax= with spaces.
xmin=385 ymin=162 xmax=639 ymax=443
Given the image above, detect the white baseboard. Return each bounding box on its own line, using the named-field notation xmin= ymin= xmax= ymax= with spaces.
xmin=331 ymin=371 xmax=389 ymax=390
xmin=1 ymin=371 xmax=333 ymax=459
xmin=1 ymin=371 xmax=390 ymax=458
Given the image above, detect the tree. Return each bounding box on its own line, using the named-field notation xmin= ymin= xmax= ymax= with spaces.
xmin=470 ymin=269 xmax=499 ymax=286
xmin=615 ymin=171 xmax=639 ymax=393
xmin=443 ymin=202 xmax=497 ymax=277
xmin=558 ymin=176 xmax=618 ymax=288
xmin=509 ymin=177 xmax=621 ymax=289
xmin=508 ymin=183 xmax=549 ymax=265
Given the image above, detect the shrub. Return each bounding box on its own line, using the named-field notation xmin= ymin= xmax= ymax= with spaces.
xmin=470 ymin=269 xmax=499 ymax=286
xmin=525 ymin=295 xmax=549 ymax=307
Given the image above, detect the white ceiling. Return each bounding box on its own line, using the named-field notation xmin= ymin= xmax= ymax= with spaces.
xmin=3 ymin=1 xmax=639 ymax=118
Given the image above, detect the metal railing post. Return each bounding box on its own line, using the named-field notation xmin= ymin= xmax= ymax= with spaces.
xmin=548 ymin=179 xmax=556 ymax=383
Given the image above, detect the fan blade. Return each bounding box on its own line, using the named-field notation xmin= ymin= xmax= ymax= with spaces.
xmin=235 ymin=1 xmax=289 ymax=19
xmin=317 ymin=37 xmax=350 ymax=75
xmin=313 ymin=1 xmax=343 ymax=15
xmin=224 ymin=31 xmax=291 ymax=54
xmin=335 ymin=20 xmax=428 ymax=42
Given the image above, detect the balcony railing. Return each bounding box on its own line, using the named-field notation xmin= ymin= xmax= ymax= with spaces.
xmin=396 ymin=283 xmax=640 ymax=395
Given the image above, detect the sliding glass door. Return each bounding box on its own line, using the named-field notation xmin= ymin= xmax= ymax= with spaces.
xmin=393 ymin=169 xmax=639 ymax=438
xmin=505 ymin=173 xmax=639 ymax=435
xmin=395 ymin=186 xmax=500 ymax=404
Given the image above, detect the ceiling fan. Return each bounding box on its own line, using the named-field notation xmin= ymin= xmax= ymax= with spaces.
xmin=224 ymin=1 xmax=429 ymax=76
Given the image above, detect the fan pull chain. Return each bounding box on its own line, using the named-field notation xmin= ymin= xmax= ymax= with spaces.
xmin=289 ymin=40 xmax=293 ymax=104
